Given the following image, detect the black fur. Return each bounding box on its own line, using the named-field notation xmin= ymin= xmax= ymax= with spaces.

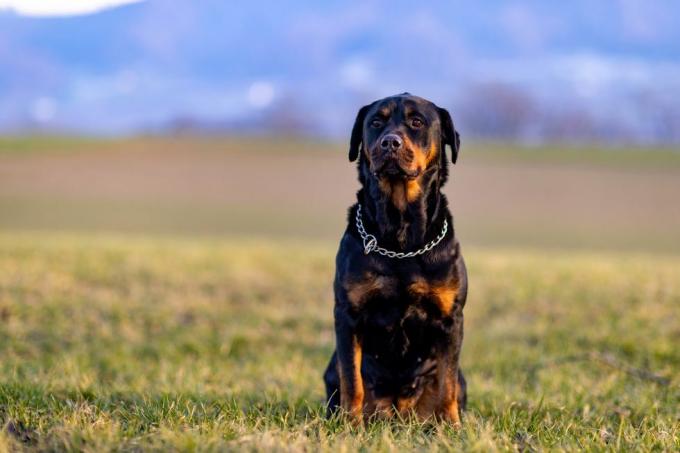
xmin=324 ymin=93 xmax=468 ymax=421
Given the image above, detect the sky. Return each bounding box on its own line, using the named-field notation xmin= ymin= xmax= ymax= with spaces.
xmin=0 ymin=0 xmax=678 ymax=143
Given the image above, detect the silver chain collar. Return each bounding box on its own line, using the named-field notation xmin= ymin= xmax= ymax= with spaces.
xmin=355 ymin=204 xmax=448 ymax=258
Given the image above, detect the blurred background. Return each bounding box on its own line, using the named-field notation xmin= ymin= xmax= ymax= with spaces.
xmin=1 ymin=0 xmax=679 ymax=253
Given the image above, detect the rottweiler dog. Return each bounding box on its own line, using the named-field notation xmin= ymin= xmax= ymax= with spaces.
xmin=324 ymin=93 xmax=467 ymax=424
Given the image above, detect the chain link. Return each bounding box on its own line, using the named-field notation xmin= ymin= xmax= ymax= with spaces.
xmin=355 ymin=204 xmax=448 ymax=258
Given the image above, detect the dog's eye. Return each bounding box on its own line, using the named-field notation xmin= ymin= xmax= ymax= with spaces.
xmin=370 ymin=119 xmax=384 ymax=128
xmin=410 ymin=118 xmax=424 ymax=129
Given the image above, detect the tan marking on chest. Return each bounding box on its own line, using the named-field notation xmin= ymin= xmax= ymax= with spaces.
xmin=378 ymin=179 xmax=421 ymax=211
xmin=408 ymin=277 xmax=459 ymax=315
xmin=344 ymin=273 xmax=397 ymax=308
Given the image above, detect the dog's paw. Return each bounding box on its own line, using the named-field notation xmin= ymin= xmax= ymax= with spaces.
xmin=439 ymin=404 xmax=462 ymax=427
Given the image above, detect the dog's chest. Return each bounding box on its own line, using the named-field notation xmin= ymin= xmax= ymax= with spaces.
xmin=343 ymin=270 xmax=458 ymax=318
xmin=343 ymin=269 xmax=457 ymax=353
xmin=347 ymin=271 xmax=457 ymax=383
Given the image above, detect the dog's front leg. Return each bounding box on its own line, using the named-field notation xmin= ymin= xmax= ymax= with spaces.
xmin=437 ymin=356 xmax=461 ymax=424
xmin=438 ymin=308 xmax=464 ymax=425
xmin=334 ymin=310 xmax=364 ymax=422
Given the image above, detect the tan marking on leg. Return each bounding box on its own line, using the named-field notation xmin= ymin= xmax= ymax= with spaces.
xmin=362 ymin=390 xmax=393 ymax=421
xmin=436 ymin=359 xmax=460 ymax=425
xmin=395 ymin=393 xmax=422 ymax=416
xmin=414 ymin=380 xmax=439 ymax=421
xmin=338 ymin=336 xmax=364 ymax=419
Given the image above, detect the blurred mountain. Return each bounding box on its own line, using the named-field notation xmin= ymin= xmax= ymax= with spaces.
xmin=1 ymin=0 xmax=679 ymax=143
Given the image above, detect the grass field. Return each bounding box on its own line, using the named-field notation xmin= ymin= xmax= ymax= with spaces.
xmin=1 ymin=137 xmax=679 ymax=252
xmin=0 ymin=234 xmax=678 ymax=451
xmin=0 ymin=138 xmax=679 ymax=451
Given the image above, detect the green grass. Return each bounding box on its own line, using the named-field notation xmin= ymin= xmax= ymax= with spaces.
xmin=0 ymin=232 xmax=678 ymax=451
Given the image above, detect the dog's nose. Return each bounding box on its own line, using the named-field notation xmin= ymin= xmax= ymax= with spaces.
xmin=380 ymin=134 xmax=403 ymax=152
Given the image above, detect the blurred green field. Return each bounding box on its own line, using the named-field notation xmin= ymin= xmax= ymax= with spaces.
xmin=0 ymin=234 xmax=678 ymax=451
xmin=0 ymin=138 xmax=679 ymax=451
xmin=1 ymin=137 xmax=679 ymax=253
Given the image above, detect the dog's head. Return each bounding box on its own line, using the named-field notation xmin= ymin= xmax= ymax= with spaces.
xmin=348 ymin=93 xmax=460 ymax=186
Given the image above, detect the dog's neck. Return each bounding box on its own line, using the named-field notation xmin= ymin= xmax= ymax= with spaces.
xmin=358 ymin=163 xmax=445 ymax=251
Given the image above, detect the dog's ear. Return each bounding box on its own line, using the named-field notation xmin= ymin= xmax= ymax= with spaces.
xmin=437 ymin=107 xmax=461 ymax=164
xmin=349 ymin=104 xmax=371 ymax=162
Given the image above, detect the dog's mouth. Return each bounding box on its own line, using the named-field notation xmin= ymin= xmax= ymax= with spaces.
xmin=373 ymin=159 xmax=420 ymax=180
